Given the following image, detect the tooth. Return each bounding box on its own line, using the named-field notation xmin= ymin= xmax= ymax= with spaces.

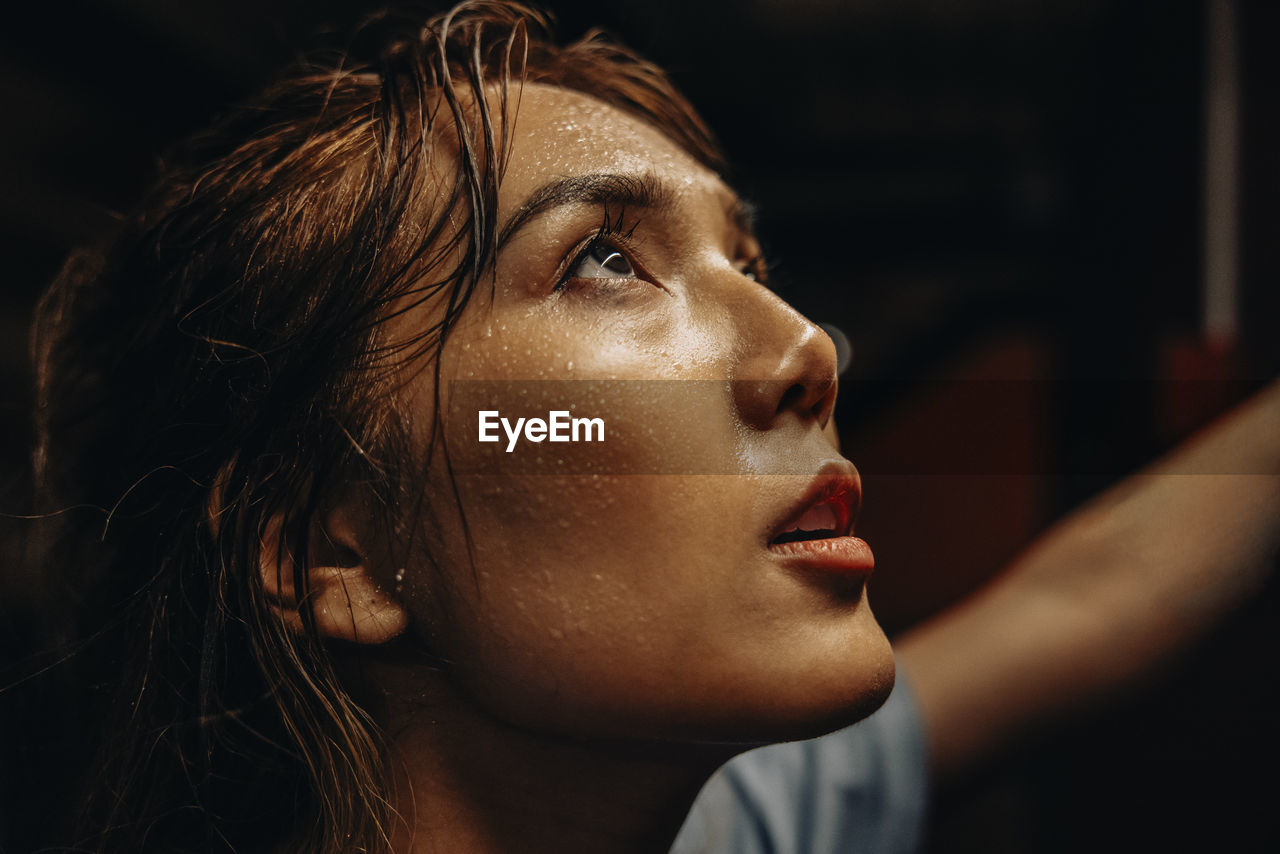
xmin=790 ymin=500 xmax=838 ymax=533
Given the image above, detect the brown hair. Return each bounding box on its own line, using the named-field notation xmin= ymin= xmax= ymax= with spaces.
xmin=29 ymin=3 xmax=721 ymax=851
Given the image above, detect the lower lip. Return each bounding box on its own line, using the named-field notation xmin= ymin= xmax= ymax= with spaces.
xmin=769 ymin=535 xmax=875 ymax=576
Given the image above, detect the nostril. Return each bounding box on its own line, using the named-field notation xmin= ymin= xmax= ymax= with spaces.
xmin=776 ymin=383 xmax=806 ymax=415
xmin=732 ymin=301 xmax=842 ymax=430
xmin=811 ymin=374 xmax=837 ymax=426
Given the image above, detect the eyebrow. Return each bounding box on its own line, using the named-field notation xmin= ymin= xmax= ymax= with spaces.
xmin=496 ymin=171 xmax=676 ymax=250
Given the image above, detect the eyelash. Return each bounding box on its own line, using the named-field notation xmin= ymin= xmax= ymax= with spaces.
xmin=554 ymin=209 xmax=644 ymax=292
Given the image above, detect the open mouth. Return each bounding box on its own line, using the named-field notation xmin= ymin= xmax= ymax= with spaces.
xmin=765 ymin=467 xmax=873 ymax=577
xmin=769 ymin=491 xmax=853 ymax=545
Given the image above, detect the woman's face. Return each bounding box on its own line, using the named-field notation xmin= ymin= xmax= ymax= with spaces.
xmin=400 ymin=84 xmax=893 ymax=745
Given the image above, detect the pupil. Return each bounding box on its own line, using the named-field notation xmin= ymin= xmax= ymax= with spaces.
xmin=595 ymin=247 xmax=631 ymax=275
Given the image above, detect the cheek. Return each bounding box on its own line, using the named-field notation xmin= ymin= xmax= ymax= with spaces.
xmin=422 ymin=475 xmax=743 ymax=731
xmin=460 ymin=475 xmax=741 ymax=627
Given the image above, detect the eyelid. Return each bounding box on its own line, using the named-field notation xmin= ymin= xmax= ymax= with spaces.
xmin=552 ymin=216 xmax=660 ymax=293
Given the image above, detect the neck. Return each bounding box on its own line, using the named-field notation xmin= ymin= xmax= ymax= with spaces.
xmin=381 ymin=677 xmax=735 ymax=854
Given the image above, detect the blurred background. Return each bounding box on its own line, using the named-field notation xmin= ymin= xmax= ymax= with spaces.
xmin=1 ymin=0 xmax=1277 ymax=851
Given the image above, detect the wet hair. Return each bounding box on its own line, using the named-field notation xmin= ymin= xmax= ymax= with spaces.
xmin=26 ymin=2 xmax=721 ymax=851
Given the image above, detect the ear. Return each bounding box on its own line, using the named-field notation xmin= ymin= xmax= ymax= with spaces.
xmin=258 ymin=508 xmax=409 ymax=645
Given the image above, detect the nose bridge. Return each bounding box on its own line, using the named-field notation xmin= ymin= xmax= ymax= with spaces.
xmin=726 ymin=278 xmax=839 ymax=430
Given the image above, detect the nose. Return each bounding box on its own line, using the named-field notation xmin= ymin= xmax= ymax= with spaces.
xmin=731 ymin=285 xmax=839 ymax=431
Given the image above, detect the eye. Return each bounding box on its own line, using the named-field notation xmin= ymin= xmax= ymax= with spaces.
xmin=568 ymin=240 xmax=636 ymax=280
xmin=555 ymin=238 xmax=647 ymax=293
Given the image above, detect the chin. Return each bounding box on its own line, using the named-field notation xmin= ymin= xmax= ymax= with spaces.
xmin=797 ymin=648 xmax=897 ymax=741
xmin=671 ymin=624 xmax=898 ymax=749
xmin=770 ymin=634 xmax=898 ymax=744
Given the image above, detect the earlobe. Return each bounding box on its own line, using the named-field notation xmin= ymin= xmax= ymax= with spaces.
xmin=258 ymin=509 xmax=409 ymax=645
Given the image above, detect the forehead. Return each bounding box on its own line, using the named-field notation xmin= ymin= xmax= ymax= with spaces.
xmin=498 ymin=83 xmax=730 ymax=215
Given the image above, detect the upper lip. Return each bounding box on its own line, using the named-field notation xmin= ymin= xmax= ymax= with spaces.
xmin=767 ymin=460 xmax=862 ymax=545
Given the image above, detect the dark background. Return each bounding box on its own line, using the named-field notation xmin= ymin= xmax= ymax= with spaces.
xmin=2 ymin=1 xmax=1278 ymax=851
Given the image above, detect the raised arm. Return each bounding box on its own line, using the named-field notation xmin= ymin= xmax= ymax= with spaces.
xmin=896 ymin=378 xmax=1280 ymax=781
